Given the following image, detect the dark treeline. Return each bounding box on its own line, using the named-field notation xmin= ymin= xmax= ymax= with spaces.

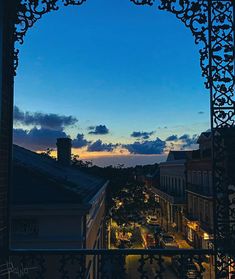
xmin=71 ymin=158 xmax=158 ymax=209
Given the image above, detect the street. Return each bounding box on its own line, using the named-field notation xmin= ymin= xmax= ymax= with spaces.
xmin=110 ymin=220 xmax=215 ymax=278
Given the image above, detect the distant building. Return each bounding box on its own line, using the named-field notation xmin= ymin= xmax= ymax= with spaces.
xmin=184 ymin=132 xmax=214 ymax=249
xmin=11 ymin=141 xmax=108 ymax=278
xmin=144 ymin=169 xmax=160 ymax=188
xmin=152 ymin=151 xmax=193 ymax=232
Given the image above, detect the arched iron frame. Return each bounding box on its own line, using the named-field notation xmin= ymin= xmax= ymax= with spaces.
xmin=0 ymin=0 xmax=234 ymax=278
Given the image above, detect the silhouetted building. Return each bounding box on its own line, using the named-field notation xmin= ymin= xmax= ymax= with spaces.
xmin=56 ymin=137 xmax=72 ymax=166
xmin=144 ymin=169 xmax=160 ymax=188
xmin=153 ymin=151 xmax=193 ymax=232
xmin=184 ymin=132 xmax=214 ymax=249
xmin=11 ymin=145 xmax=108 ymax=277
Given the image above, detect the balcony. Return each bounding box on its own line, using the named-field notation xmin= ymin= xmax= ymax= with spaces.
xmin=185 ymin=213 xmax=213 ymax=234
xmin=4 ymin=248 xmax=214 ymax=278
xmin=186 ymin=184 xmax=213 ymax=198
xmin=152 ymin=187 xmax=185 ymax=204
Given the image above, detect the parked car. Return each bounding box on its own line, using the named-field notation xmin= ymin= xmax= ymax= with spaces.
xmin=117 ymin=239 xmax=132 ymax=249
xmin=160 ymin=234 xmax=179 ymax=249
xmin=146 ymin=216 xmax=159 ymax=226
xmin=146 ymin=233 xmax=156 ymax=249
xmin=153 ymin=224 xmax=162 ymax=234
xmin=171 ymin=256 xmax=200 ymax=278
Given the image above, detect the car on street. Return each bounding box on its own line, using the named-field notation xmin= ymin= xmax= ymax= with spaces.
xmin=146 ymin=233 xmax=156 ymax=249
xmin=146 ymin=216 xmax=159 ymax=226
xmin=153 ymin=224 xmax=162 ymax=234
xmin=159 ymin=234 xmax=179 ymax=249
xmin=171 ymin=256 xmax=200 ymax=278
xmin=117 ymin=239 xmax=132 ymax=249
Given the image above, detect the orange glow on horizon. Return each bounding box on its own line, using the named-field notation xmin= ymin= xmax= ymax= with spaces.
xmin=36 ymin=147 xmax=167 ymax=160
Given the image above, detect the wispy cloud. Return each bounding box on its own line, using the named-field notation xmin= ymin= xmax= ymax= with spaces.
xmin=179 ymin=134 xmax=198 ymax=148
xmin=87 ymin=140 xmax=117 ymax=152
xmin=88 ymin=125 xmax=109 ymax=135
xmin=123 ymin=138 xmax=166 ymax=155
xmin=13 ymin=128 xmax=67 ymax=150
xmin=130 ymin=131 xmax=154 ymax=140
xmin=165 ymin=135 xmax=178 ymax=141
xmin=14 ymin=106 xmax=77 ymax=131
xmin=72 ymin=133 xmax=91 ymax=148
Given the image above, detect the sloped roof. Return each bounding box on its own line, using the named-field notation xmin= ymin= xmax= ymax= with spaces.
xmin=197 ymin=131 xmax=211 ymax=143
xmin=12 ymin=145 xmax=106 ymax=205
xmin=166 ymin=150 xmax=193 ymax=161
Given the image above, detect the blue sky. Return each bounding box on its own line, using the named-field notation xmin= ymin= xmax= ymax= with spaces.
xmin=14 ymin=0 xmax=210 ymax=166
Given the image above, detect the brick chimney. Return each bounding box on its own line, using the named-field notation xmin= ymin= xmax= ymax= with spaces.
xmin=56 ymin=138 xmax=72 ymax=166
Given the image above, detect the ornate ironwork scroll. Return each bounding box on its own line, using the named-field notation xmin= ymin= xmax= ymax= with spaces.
xmin=7 ymin=250 xmax=212 ymax=279
xmin=138 ymin=254 xmax=165 ymax=279
xmin=13 ymin=0 xmax=87 ymax=73
xmin=59 ymin=254 xmax=86 ymax=278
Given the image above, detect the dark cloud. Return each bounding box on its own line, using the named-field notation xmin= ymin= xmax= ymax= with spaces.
xmin=165 ymin=135 xmax=178 ymax=141
xmin=88 ymin=125 xmax=109 ymax=135
xmin=179 ymin=134 xmax=198 ymax=148
xmin=87 ymin=140 xmax=117 ymax=152
xmin=13 ymin=128 xmax=67 ymax=150
xmin=14 ymin=106 xmax=77 ymax=131
xmin=131 ymin=131 xmax=154 ymax=140
xmin=72 ymin=133 xmax=90 ymax=148
xmin=14 ymin=106 xmax=25 ymax=122
xmin=124 ymin=138 xmax=166 ymax=155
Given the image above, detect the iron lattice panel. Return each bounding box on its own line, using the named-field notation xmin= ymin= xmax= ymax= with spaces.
xmin=0 ymin=249 xmax=212 ymax=279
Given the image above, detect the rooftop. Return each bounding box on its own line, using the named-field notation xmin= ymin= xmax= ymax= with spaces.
xmin=12 ymin=145 xmax=107 ymax=205
xmin=166 ymin=150 xmax=193 ymax=162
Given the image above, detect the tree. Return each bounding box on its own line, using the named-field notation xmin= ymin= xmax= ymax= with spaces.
xmin=40 ymin=148 xmax=56 ymax=160
xmin=71 ymin=154 xmax=93 ymax=168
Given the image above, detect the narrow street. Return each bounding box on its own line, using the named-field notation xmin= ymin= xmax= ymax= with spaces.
xmin=110 ymin=220 xmax=214 ymax=278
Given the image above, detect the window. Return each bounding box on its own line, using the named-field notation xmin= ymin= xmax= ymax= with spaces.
xmin=205 ymin=202 xmax=210 ymax=224
xmin=203 ymin=171 xmax=209 ymax=187
xmin=199 ymin=199 xmax=204 ymax=221
xmin=192 ymin=171 xmax=197 ymax=184
xmin=188 ymin=171 xmax=192 ymax=183
xmin=193 ymin=197 xmax=198 ymax=217
xmin=12 ymin=219 xmax=39 ymax=236
xmin=178 ymin=178 xmax=181 ymax=196
xmin=209 ymin=171 xmax=213 ymax=191
xmin=197 ymin=171 xmax=202 ymax=185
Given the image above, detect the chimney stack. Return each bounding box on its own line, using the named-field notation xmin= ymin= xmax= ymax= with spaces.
xmin=56 ymin=138 xmax=72 ymax=166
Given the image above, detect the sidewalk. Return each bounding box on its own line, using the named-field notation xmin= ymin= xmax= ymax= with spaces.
xmin=173 ymin=232 xmax=192 ymax=249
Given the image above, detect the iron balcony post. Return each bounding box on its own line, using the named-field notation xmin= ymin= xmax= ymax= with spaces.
xmin=0 ymin=0 xmax=15 ymax=260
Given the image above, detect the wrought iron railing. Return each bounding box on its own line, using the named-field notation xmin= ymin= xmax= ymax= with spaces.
xmin=152 ymin=187 xmax=186 ymax=204
xmin=0 ymin=249 xmax=214 ymax=279
xmin=187 ymin=183 xmax=213 ymax=198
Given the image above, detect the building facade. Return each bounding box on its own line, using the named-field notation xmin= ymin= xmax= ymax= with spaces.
xmin=184 ymin=132 xmax=214 ymax=249
xmin=11 ymin=142 xmax=108 ymax=278
xmin=152 ymin=151 xmax=192 ymax=233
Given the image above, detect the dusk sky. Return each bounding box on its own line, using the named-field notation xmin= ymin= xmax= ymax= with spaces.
xmin=13 ymin=0 xmax=210 ymax=167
